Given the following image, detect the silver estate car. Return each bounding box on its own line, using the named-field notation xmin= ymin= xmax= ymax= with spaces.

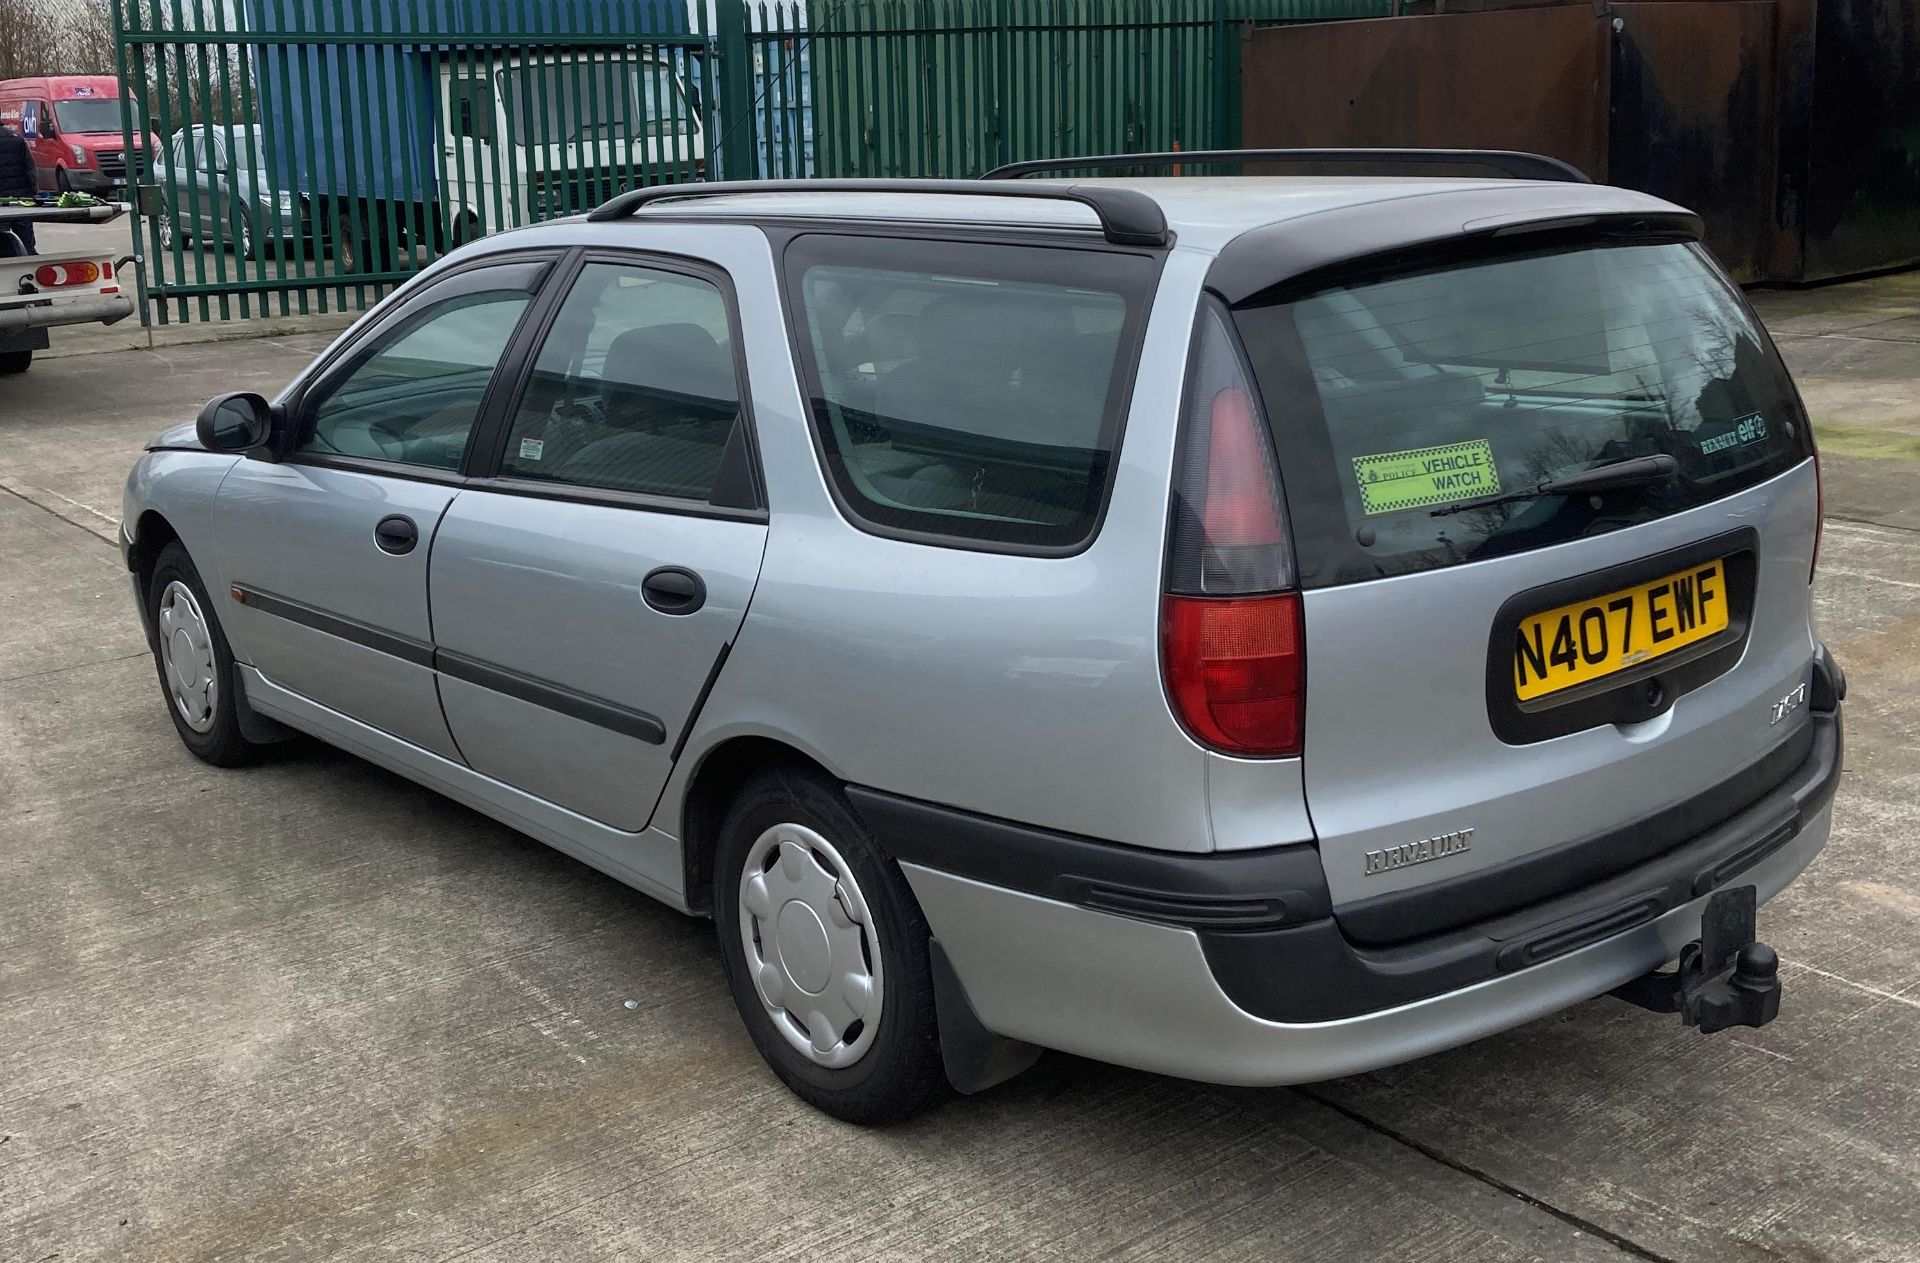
xmin=122 ymin=151 xmax=1845 ymax=1122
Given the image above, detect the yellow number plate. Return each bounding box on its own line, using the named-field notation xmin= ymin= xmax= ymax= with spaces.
xmin=1514 ymin=559 xmax=1730 ymax=702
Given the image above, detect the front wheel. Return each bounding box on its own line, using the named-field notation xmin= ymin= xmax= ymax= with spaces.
xmin=713 ymin=767 xmax=944 ymax=1124
xmin=145 ymin=542 xmax=265 ymax=767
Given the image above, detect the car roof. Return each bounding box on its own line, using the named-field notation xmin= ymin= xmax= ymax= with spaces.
xmin=624 ymin=176 xmax=1692 ymax=256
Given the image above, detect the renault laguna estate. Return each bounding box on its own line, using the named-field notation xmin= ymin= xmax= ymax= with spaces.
xmin=122 ymin=151 xmax=1844 ymax=1121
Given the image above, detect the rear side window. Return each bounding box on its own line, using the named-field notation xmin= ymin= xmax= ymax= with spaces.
xmin=1235 ymin=241 xmax=1814 ymax=586
xmin=785 ymin=235 xmax=1155 ymax=550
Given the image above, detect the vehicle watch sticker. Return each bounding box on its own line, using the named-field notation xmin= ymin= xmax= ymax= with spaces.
xmin=1698 ymin=412 xmax=1768 ymax=456
xmin=1353 ymin=439 xmax=1500 ymax=515
xmin=518 ymin=437 xmax=544 ymax=460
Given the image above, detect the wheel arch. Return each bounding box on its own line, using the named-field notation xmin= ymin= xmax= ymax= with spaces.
xmin=126 ymin=508 xmax=183 ymax=605
xmin=675 ymin=733 xmax=840 ymax=916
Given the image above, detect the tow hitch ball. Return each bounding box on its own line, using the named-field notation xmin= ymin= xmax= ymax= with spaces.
xmin=1610 ymin=886 xmax=1783 ymax=1033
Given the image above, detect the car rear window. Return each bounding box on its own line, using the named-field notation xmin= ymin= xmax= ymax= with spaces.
xmin=785 ymin=234 xmax=1156 ymax=550
xmin=1233 ymin=241 xmax=1815 ymax=587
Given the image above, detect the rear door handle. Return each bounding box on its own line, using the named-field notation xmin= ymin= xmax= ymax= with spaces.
xmin=373 ymin=514 xmax=418 ymax=555
xmin=642 ymin=566 xmax=706 ymax=615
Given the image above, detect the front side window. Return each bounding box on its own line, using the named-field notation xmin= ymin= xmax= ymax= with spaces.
xmin=301 ymin=284 xmax=532 ymax=470
xmin=1235 ymin=240 xmax=1814 ymax=586
xmin=498 ymin=261 xmax=740 ymax=501
xmin=785 ymin=235 xmax=1155 ymax=550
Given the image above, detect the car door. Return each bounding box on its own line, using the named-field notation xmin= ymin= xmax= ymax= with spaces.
xmin=428 ymin=252 xmax=767 ymax=830
xmin=213 ymin=255 xmax=554 ymax=758
xmin=199 ymin=129 xmax=230 ymax=238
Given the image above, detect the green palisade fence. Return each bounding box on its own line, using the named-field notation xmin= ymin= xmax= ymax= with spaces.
xmin=787 ymin=0 xmax=1390 ymax=180
xmin=111 ymin=0 xmax=1390 ymax=324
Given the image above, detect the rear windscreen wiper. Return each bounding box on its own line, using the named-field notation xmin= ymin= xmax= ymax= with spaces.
xmin=1429 ymin=453 xmax=1678 ymax=517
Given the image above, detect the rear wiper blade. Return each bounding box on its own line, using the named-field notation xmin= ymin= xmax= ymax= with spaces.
xmin=1429 ymin=453 xmax=1678 ymax=517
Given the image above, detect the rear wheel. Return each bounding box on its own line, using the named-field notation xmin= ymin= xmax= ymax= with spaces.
xmin=229 ymin=210 xmax=257 ymax=261
xmin=145 ymin=542 xmax=264 ymax=767
xmin=334 ymin=210 xmax=386 ymax=275
xmin=0 ymin=350 xmax=30 ymax=374
xmin=713 ymin=767 xmax=944 ymax=1124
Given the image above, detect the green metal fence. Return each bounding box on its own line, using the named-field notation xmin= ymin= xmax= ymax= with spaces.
xmin=112 ymin=0 xmax=1387 ymax=325
xmin=114 ymin=0 xmax=723 ymax=323
xmin=784 ymin=0 xmax=1388 ymax=179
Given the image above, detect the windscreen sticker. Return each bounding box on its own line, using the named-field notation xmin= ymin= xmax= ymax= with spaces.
xmin=1697 ymin=411 xmax=1768 ymax=456
xmin=1353 ymin=439 xmax=1500 ymax=515
xmin=518 ymin=438 xmax=545 ymax=461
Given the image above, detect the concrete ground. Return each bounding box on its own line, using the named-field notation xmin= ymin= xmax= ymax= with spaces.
xmin=2 ymin=273 xmax=1918 ymax=1263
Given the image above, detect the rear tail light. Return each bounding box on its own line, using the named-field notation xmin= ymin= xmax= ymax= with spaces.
xmin=1163 ymin=593 xmax=1304 ymax=756
xmin=1161 ymin=299 xmax=1303 ymax=757
xmin=33 ymin=261 xmax=101 ymax=288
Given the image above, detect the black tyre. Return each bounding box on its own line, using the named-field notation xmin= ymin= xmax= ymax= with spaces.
xmin=0 ymin=350 xmax=30 ymax=374
xmin=230 ymin=210 xmax=258 ymax=261
xmin=713 ymin=766 xmax=944 ymax=1124
xmin=145 ymin=542 xmax=264 ymax=767
xmin=335 ymin=212 xmax=386 ymax=275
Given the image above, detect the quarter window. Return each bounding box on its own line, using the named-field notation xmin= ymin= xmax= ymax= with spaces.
xmin=301 ymin=286 xmax=531 ymax=470
xmin=785 ymin=235 xmax=1155 ymax=550
xmin=498 ymin=261 xmax=742 ymax=502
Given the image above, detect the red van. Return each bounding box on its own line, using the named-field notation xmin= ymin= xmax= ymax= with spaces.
xmin=0 ymin=76 xmax=153 ymax=194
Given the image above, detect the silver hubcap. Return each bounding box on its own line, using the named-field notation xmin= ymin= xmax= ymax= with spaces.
xmin=738 ymin=822 xmax=884 ymax=1069
xmin=156 ymin=580 xmax=217 ymax=733
xmin=158 ymin=216 xmax=173 ymax=248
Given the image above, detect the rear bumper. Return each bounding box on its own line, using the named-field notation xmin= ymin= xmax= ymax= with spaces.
xmin=873 ymin=695 xmax=1842 ymax=1087
xmin=902 ymin=803 xmax=1831 ymax=1086
xmin=0 ymin=294 xmax=135 ymax=333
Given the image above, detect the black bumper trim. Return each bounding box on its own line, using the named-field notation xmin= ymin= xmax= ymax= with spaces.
xmin=846 ymin=788 xmax=1330 ymax=934
xmin=1203 ymin=705 xmax=1841 ymax=1022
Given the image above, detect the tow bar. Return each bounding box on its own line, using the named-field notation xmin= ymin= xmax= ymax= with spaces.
xmin=1610 ymin=886 xmax=1783 ymax=1032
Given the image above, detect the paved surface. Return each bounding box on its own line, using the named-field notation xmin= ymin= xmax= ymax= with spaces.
xmin=1 ymin=274 xmax=1918 ymax=1262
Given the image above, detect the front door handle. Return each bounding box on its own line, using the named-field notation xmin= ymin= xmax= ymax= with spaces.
xmin=642 ymin=566 xmax=706 ymax=615
xmin=373 ymin=514 xmax=418 ymax=555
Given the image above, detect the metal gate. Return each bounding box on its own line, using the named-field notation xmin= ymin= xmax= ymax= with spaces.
xmin=112 ymin=0 xmax=1388 ymax=324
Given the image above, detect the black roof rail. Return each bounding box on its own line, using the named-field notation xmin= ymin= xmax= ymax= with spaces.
xmin=586 ymin=178 xmax=1171 ymax=246
xmin=982 ymin=148 xmax=1591 ymax=184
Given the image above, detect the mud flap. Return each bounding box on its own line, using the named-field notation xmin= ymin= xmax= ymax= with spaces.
xmin=930 ymin=938 xmax=1042 ymax=1094
xmin=1610 ymin=886 xmax=1782 ymax=1033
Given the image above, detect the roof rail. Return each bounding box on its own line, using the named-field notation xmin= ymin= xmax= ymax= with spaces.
xmin=982 ymin=148 xmax=1591 ymax=184
xmin=586 ymin=178 xmax=1171 ymax=246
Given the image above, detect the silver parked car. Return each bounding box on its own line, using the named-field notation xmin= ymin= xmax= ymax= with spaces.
xmin=122 ymin=151 xmax=1844 ymax=1122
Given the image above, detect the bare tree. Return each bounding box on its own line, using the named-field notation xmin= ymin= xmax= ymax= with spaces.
xmin=67 ymin=2 xmax=119 ymax=76
xmin=0 ymin=0 xmax=117 ymax=79
xmin=0 ymin=0 xmax=67 ymax=80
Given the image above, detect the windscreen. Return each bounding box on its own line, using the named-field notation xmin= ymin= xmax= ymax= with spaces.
xmin=501 ymin=62 xmax=690 ymax=142
xmin=1234 ymin=240 xmax=1814 ymax=587
xmin=54 ymin=98 xmax=135 ymax=134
